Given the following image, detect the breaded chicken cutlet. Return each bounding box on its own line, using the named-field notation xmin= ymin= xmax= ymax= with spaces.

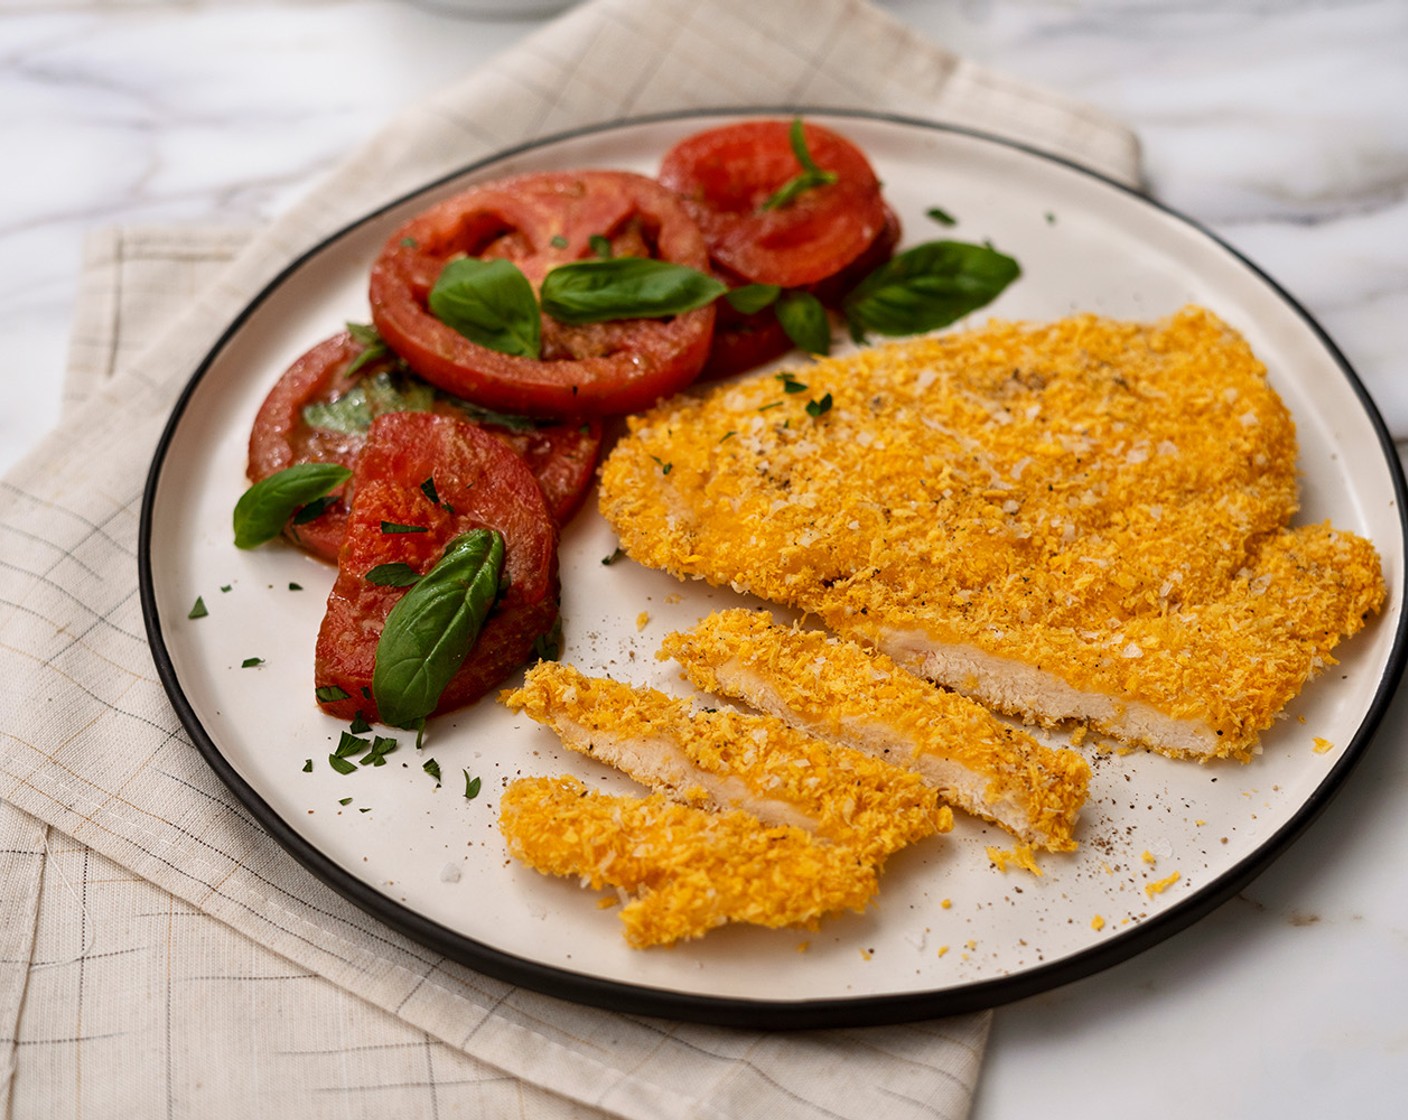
xmin=499 ymin=776 xmax=881 ymax=948
xmin=599 ymin=308 xmax=1385 ymax=759
xmin=502 ymin=661 xmax=952 ymax=866
xmin=660 ymin=609 xmax=1089 ymax=851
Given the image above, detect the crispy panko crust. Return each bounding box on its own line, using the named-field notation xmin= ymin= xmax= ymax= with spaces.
xmin=502 ymin=661 xmax=952 ymax=865
xmin=599 ymin=307 xmax=1385 ymax=758
xmin=499 ymin=775 xmax=880 ymax=948
xmin=660 ymin=609 xmax=1089 ymax=851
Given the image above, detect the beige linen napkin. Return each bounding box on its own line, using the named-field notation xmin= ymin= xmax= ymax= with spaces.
xmin=0 ymin=1 xmax=1141 ymax=1116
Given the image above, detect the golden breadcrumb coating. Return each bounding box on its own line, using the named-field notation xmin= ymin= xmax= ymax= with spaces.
xmin=660 ymin=609 xmax=1090 ymax=851
xmin=599 ymin=307 xmax=1385 ymax=758
xmin=499 ymin=776 xmax=879 ymax=947
xmin=502 ymin=661 xmax=952 ymax=865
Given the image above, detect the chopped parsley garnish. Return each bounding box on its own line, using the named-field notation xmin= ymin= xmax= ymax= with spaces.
xmin=805 ymin=393 xmax=834 ymax=418
xmin=366 ymin=562 xmax=423 ymax=588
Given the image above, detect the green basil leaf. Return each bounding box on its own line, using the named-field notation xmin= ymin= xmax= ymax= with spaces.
xmin=366 ymin=562 xmax=422 ymax=588
xmin=775 ymin=291 xmax=832 ymax=355
xmin=428 ymin=257 xmax=541 ymax=359
xmin=234 ymin=463 xmax=353 ymax=549
xmin=423 ymin=758 xmax=442 ymax=786
xmin=539 ymin=259 xmax=727 ymax=324
xmin=760 ymin=118 xmax=838 ymax=211
xmin=843 ymin=240 xmax=1021 ymax=337
xmin=464 ymin=770 xmax=482 ymax=800
xmin=342 ymin=322 xmax=391 ymax=378
xmin=805 ymin=393 xmax=834 ymax=418
xmin=302 ymin=371 xmax=436 ymax=435
xmin=725 ymin=283 xmax=781 ymax=315
xmin=447 ymin=398 xmax=539 ymax=432
xmin=371 ymin=529 xmax=506 ymax=729
xmin=328 ymin=754 xmax=357 ymax=776
xmin=316 ymin=685 xmax=350 ymax=703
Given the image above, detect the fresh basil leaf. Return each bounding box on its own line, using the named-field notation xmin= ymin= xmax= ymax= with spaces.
xmin=328 ymin=755 xmax=357 ymax=776
xmin=335 ymin=731 xmax=371 ymax=759
xmin=725 ymin=283 xmax=781 ymax=315
xmin=366 ymin=562 xmax=423 ymax=588
xmin=540 ymin=259 xmax=726 ymax=324
xmin=760 ymin=118 xmax=838 ymax=211
xmin=775 ymin=291 xmax=831 ymax=355
xmin=343 ymin=322 xmax=391 ymax=378
xmin=361 ymin=735 xmax=398 ymax=767
xmin=302 ymin=371 xmax=436 ymax=435
xmin=531 ymin=617 xmax=563 ymax=662
xmin=291 ymin=495 xmax=337 ymax=525
xmin=233 ymin=463 xmax=352 ymax=549
xmin=428 ymin=257 xmax=541 ymax=359
xmin=371 ymin=529 xmax=505 ymax=729
xmin=447 ymin=398 xmax=539 ymax=432
xmin=844 ymin=240 xmax=1020 ymax=337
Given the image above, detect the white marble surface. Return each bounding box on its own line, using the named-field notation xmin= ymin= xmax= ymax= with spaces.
xmin=4 ymin=1 xmax=1407 ymax=1116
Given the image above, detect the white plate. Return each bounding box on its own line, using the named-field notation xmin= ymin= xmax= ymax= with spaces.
xmin=140 ymin=111 xmax=1407 ymax=1027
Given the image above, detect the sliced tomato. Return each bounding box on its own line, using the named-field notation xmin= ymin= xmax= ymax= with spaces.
xmin=247 ymin=330 xmax=602 ymax=561
xmin=699 ymin=208 xmax=901 ymax=380
xmin=699 ymin=265 xmax=792 ymax=381
xmin=368 ymin=170 xmax=716 ymax=418
xmin=658 ymin=120 xmax=888 ymax=288
xmin=314 ymin=412 xmax=559 ymax=725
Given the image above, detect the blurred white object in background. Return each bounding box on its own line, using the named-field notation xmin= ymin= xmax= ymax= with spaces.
xmin=418 ymin=0 xmax=578 ymax=16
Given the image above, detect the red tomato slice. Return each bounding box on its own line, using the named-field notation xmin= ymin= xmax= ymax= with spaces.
xmin=700 ymin=265 xmax=792 ymax=381
xmin=658 ymin=120 xmax=888 ymax=288
xmin=314 ymin=412 xmax=559 ymax=725
xmin=699 ymin=209 xmax=901 ymax=380
xmin=368 ymin=171 xmax=716 ymax=418
xmin=247 ymin=330 xmax=602 ymax=561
